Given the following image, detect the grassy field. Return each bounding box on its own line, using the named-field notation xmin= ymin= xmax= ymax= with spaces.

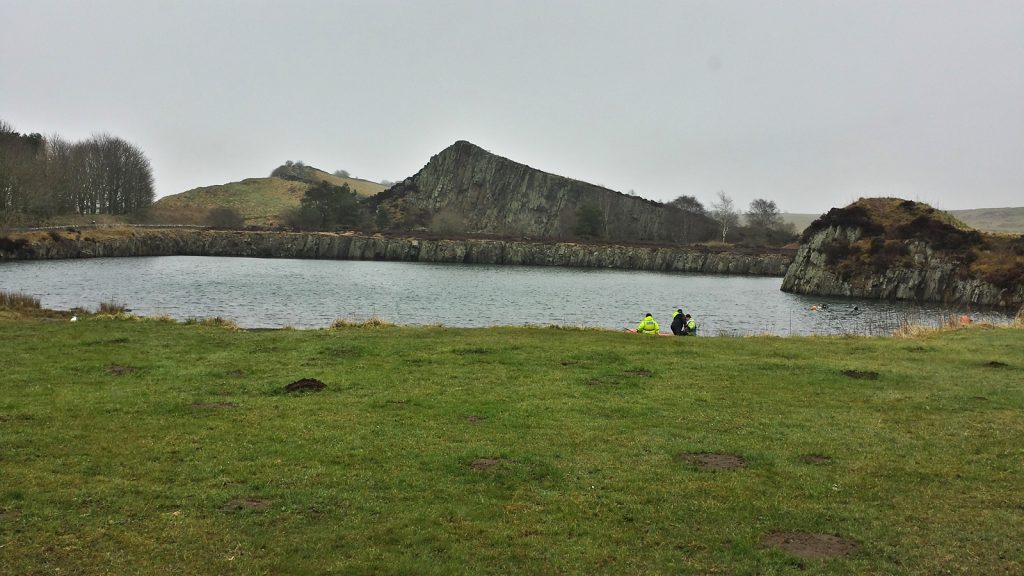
xmin=1 ymin=312 xmax=1022 ymax=575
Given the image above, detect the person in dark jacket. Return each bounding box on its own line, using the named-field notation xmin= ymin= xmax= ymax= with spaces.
xmin=670 ymin=309 xmax=686 ymax=335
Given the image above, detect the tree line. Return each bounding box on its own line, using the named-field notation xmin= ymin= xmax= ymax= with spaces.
xmin=668 ymin=191 xmax=796 ymax=245
xmin=0 ymin=119 xmax=154 ymax=226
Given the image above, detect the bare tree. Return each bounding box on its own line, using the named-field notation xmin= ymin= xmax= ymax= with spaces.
xmin=710 ymin=191 xmax=739 ymax=242
xmin=76 ymin=134 xmax=154 ymax=215
xmin=0 ymin=122 xmax=154 ymax=223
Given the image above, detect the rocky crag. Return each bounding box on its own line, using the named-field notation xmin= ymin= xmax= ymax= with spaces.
xmin=368 ymin=141 xmax=719 ymax=244
xmin=782 ymin=198 xmax=1024 ymax=308
xmin=0 ymin=228 xmax=792 ymax=276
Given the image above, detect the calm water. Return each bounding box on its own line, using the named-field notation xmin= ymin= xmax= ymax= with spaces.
xmin=0 ymin=256 xmax=1013 ymax=334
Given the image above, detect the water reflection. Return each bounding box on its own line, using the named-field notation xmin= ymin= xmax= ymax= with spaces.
xmin=0 ymin=256 xmax=1013 ymax=334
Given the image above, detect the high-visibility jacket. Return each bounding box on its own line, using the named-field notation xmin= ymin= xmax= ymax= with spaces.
xmin=686 ymin=318 xmax=697 ymax=333
xmin=637 ymin=316 xmax=659 ymax=335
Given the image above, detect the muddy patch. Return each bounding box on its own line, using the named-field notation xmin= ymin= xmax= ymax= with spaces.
xmin=560 ymin=360 xmax=579 ymax=366
xmin=105 ymin=365 xmax=137 ymax=375
xmin=191 ymin=402 xmax=238 ymax=410
xmin=798 ymin=454 xmax=832 ymax=465
xmin=841 ymin=370 xmax=878 ymax=380
xmin=678 ymin=453 xmax=748 ymax=470
xmin=285 ymin=378 xmax=326 ymax=393
xmin=623 ymin=368 xmax=653 ymax=377
xmin=466 ymin=415 xmax=485 ymax=424
xmin=986 ymin=361 xmax=1009 ymax=368
xmin=470 ymin=458 xmax=502 ymax=471
xmin=584 ymin=374 xmax=634 ymax=387
xmin=87 ymin=337 xmax=131 ymax=345
xmin=0 ymin=509 xmax=21 ymax=522
xmin=761 ymin=532 xmax=860 ymax=559
xmin=220 ymin=497 xmax=272 ymax=512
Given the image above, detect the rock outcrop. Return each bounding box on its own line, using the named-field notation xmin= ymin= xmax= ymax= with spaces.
xmin=0 ymin=228 xmax=793 ymax=276
xmin=782 ymin=199 xmax=1024 ymax=308
xmin=368 ymin=141 xmax=719 ymax=243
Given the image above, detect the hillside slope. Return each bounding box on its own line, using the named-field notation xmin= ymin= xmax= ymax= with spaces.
xmin=948 ymin=207 xmax=1024 ymax=234
xmin=369 ymin=141 xmax=718 ymax=243
xmin=151 ymin=166 xmax=384 ymax=226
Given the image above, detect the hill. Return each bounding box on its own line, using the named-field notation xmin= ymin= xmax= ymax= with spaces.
xmin=782 ymin=207 xmax=1024 ymax=235
xmin=783 ymin=197 xmax=1024 ymax=307
xmin=150 ymin=166 xmax=385 ymax=226
xmin=948 ymin=207 xmax=1024 ymax=234
xmin=368 ymin=141 xmax=718 ymax=243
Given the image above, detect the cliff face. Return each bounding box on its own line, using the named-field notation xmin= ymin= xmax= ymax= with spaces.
xmin=782 ymin=199 xmax=1024 ymax=307
xmin=370 ymin=141 xmax=719 ymax=243
xmin=0 ymin=229 xmax=792 ymax=276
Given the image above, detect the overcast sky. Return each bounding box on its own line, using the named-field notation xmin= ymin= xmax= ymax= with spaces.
xmin=2 ymin=0 xmax=1023 ymax=213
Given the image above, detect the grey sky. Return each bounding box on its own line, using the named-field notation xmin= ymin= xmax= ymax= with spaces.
xmin=2 ymin=0 xmax=1023 ymax=213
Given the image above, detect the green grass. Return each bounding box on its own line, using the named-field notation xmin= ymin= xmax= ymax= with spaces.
xmin=1 ymin=316 xmax=1022 ymax=575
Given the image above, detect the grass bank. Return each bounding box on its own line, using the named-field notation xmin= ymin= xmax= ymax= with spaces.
xmin=1 ymin=314 xmax=1022 ymax=574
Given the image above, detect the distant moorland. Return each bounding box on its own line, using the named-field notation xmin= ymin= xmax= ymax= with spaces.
xmin=782 ymin=208 xmax=1024 ymax=235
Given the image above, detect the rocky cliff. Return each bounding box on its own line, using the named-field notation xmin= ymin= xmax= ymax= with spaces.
xmin=782 ymin=199 xmax=1024 ymax=307
xmin=369 ymin=141 xmax=719 ymax=243
xmin=0 ymin=228 xmax=792 ymax=276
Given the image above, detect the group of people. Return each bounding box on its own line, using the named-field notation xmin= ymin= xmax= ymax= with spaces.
xmin=636 ymin=309 xmax=697 ymax=336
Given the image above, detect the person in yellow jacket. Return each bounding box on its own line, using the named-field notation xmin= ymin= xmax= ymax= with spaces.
xmin=684 ymin=313 xmax=697 ymax=336
xmin=637 ymin=312 xmax=659 ymax=335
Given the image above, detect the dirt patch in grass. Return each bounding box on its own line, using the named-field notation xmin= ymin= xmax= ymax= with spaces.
xmin=285 ymin=378 xmax=326 ymax=393
xmin=560 ymin=360 xmax=578 ymax=366
xmin=0 ymin=509 xmax=21 ymax=522
xmin=624 ymin=368 xmax=653 ymax=377
xmin=761 ymin=532 xmax=860 ymax=559
xmin=841 ymin=370 xmax=879 ymax=380
xmin=970 ymin=396 xmax=989 ymax=401
xmin=678 ymin=453 xmax=748 ymax=470
xmin=466 ymin=415 xmax=485 ymax=423
xmin=986 ymin=361 xmax=1009 ymax=368
xmin=220 ymin=497 xmax=272 ymax=512
xmin=227 ymin=369 xmax=246 ymax=378
xmin=799 ymin=454 xmax=832 ymax=464
xmin=191 ymin=402 xmax=238 ymax=410
xmin=87 ymin=337 xmax=131 ymax=345
xmin=105 ymin=365 xmax=137 ymax=375
xmin=470 ymin=458 xmax=502 ymax=471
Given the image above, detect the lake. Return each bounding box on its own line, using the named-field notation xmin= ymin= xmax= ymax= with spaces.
xmin=0 ymin=256 xmax=1013 ymax=334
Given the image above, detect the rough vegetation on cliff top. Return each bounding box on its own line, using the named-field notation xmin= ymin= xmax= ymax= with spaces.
xmin=802 ymin=197 xmax=1024 ymax=292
